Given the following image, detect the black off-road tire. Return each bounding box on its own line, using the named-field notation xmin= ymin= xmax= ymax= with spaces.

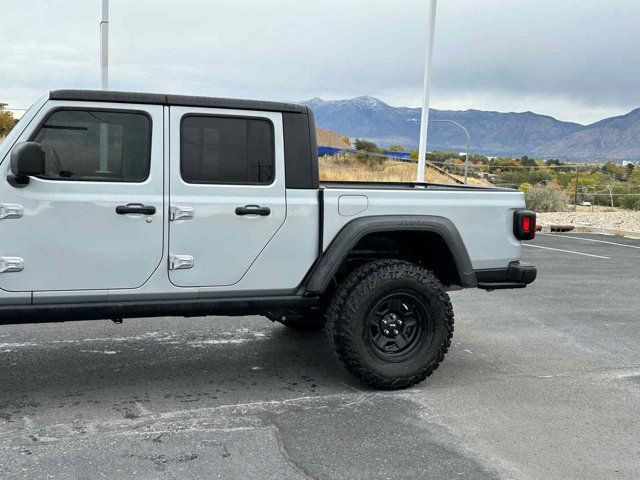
xmin=326 ymin=259 xmax=454 ymax=389
xmin=278 ymin=308 xmax=327 ymax=332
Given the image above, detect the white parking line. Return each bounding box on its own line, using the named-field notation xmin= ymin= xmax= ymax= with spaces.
xmin=525 ymin=244 xmax=611 ymax=259
xmin=541 ymin=233 xmax=640 ymax=250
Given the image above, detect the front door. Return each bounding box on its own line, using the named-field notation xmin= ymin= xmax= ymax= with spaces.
xmin=168 ymin=107 xmax=286 ymax=287
xmin=0 ymin=102 xmax=164 ymax=292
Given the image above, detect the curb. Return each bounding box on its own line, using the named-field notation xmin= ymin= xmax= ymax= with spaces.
xmin=538 ymin=225 xmax=574 ymax=233
xmin=581 ymin=226 xmax=640 ymax=239
xmin=539 ymin=224 xmax=640 ymax=239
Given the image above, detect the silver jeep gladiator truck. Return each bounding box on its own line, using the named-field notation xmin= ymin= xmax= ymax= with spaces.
xmin=0 ymin=90 xmax=537 ymax=389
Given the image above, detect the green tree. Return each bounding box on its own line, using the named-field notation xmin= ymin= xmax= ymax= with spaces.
xmin=628 ymin=166 xmax=640 ymax=185
xmin=626 ymin=163 xmax=635 ymax=179
xmin=601 ymin=161 xmax=617 ymax=175
xmin=354 ymin=139 xmax=383 ymax=153
xmin=0 ymin=104 xmax=16 ymax=138
xmin=520 ymin=155 xmax=537 ymax=167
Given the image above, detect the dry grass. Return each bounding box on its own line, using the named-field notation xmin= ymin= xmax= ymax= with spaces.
xmin=319 ymin=154 xmax=492 ymax=185
xmin=320 ymin=156 xmax=419 ymax=182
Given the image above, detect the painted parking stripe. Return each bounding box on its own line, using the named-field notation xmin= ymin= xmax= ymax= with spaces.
xmin=525 ymin=244 xmax=611 ymax=259
xmin=541 ymin=233 xmax=640 ymax=250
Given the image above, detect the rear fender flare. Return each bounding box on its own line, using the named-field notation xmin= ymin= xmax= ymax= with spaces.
xmin=304 ymin=215 xmax=477 ymax=294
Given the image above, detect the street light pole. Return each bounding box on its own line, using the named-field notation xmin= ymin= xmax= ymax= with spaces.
xmin=100 ymin=0 xmax=109 ymax=90
xmin=416 ymin=0 xmax=438 ymax=183
xmin=430 ymin=120 xmax=470 ymax=184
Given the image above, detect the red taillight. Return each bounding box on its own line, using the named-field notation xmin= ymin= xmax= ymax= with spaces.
xmin=513 ymin=210 xmax=536 ymax=240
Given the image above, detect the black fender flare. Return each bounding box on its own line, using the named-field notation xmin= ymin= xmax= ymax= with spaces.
xmin=304 ymin=215 xmax=477 ymax=295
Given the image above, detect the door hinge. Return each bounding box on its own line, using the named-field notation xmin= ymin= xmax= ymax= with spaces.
xmin=169 ymin=255 xmax=194 ymax=270
xmin=170 ymin=206 xmax=195 ymax=221
xmin=0 ymin=257 xmax=24 ymax=273
xmin=0 ymin=204 xmax=23 ymax=220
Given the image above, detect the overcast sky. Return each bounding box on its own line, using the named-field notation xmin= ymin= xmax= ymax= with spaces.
xmin=2 ymin=0 xmax=639 ymax=124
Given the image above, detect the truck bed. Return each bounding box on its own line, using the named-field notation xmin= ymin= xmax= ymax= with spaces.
xmin=319 ymin=181 xmax=525 ymax=272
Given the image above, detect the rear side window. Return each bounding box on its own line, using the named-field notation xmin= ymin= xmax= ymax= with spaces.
xmin=181 ymin=115 xmax=274 ymax=184
xmin=33 ymin=109 xmax=151 ymax=182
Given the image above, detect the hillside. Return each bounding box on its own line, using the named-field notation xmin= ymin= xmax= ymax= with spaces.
xmin=533 ymin=108 xmax=640 ymax=160
xmin=303 ymin=96 xmax=640 ymax=161
xmin=316 ymin=128 xmax=351 ymax=149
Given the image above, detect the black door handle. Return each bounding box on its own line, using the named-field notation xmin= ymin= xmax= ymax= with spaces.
xmin=116 ymin=203 xmax=156 ymax=215
xmin=235 ymin=205 xmax=271 ymax=216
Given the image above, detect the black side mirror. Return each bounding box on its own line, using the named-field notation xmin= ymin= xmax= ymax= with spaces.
xmin=8 ymin=142 xmax=45 ymax=188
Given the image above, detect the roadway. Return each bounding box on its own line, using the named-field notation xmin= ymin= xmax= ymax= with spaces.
xmin=0 ymin=233 xmax=639 ymax=479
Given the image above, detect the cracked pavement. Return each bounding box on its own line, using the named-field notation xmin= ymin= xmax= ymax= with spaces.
xmin=1 ymin=233 xmax=639 ymax=479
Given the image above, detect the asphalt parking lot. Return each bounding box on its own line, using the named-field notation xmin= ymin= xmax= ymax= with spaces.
xmin=0 ymin=233 xmax=639 ymax=479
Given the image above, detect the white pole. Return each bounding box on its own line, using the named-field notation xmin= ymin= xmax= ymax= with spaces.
xmin=99 ymin=0 xmax=110 ymax=172
xmin=416 ymin=0 xmax=437 ymax=183
xmin=100 ymin=0 xmax=109 ymax=90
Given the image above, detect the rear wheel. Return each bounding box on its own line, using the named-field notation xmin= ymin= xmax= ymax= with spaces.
xmin=326 ymin=259 xmax=454 ymax=389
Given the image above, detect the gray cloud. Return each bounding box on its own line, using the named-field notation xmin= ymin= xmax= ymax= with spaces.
xmin=1 ymin=0 xmax=638 ymax=123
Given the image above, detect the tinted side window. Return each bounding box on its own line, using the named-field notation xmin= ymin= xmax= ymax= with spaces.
xmin=33 ymin=110 xmax=151 ymax=182
xmin=181 ymin=116 xmax=274 ymax=184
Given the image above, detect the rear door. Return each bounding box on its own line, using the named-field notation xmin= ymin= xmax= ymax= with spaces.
xmin=168 ymin=107 xmax=286 ymax=287
xmin=0 ymin=101 xmax=164 ymax=292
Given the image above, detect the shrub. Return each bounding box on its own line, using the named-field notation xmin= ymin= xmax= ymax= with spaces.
xmin=618 ymin=194 xmax=640 ymax=211
xmin=524 ymin=186 xmax=569 ymax=212
xmin=354 ymin=139 xmax=383 ymax=154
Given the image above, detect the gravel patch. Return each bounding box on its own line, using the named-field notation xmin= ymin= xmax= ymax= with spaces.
xmin=538 ymin=210 xmax=640 ymax=233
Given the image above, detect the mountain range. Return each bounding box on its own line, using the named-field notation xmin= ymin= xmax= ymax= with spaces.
xmin=301 ymin=96 xmax=640 ymax=161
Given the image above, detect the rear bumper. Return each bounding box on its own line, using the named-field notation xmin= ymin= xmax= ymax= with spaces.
xmin=475 ymin=261 xmax=537 ymax=290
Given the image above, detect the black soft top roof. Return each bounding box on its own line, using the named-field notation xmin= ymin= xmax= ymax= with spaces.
xmin=49 ymin=89 xmax=309 ymax=114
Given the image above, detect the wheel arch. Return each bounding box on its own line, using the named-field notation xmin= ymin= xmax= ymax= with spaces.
xmin=303 ymin=215 xmax=477 ymax=295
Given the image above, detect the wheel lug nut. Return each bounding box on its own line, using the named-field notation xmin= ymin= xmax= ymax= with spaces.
xmin=384 ymin=329 xmax=390 ymax=335
xmin=393 ymin=329 xmax=399 ymax=335
xmin=397 ymin=320 xmax=403 ymax=326
xmin=382 ymin=319 xmax=388 ymax=325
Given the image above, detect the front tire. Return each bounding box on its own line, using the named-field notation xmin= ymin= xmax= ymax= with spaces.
xmin=326 ymin=259 xmax=454 ymax=389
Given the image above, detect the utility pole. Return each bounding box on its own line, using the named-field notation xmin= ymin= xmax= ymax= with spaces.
xmin=416 ymin=0 xmax=438 ymax=183
xmin=100 ymin=0 xmax=109 ymax=90
xmin=574 ymin=165 xmax=579 ymax=209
